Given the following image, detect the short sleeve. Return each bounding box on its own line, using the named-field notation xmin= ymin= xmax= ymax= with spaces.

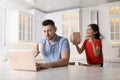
xmin=83 ymin=39 xmax=87 ymax=47
xmin=61 ymin=39 xmax=70 ymax=51
xmin=40 ymin=39 xmax=46 ymax=44
xmin=95 ymin=40 xmax=102 ymax=47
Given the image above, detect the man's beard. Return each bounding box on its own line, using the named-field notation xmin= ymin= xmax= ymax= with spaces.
xmin=48 ymin=34 xmax=56 ymax=40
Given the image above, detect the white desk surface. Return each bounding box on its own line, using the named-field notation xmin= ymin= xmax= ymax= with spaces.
xmin=0 ymin=61 xmax=120 ymax=80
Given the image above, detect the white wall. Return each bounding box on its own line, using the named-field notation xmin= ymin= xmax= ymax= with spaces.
xmin=0 ymin=0 xmax=46 ymax=61
xmin=0 ymin=0 xmax=29 ymax=11
xmin=46 ymin=11 xmax=63 ymax=35
xmin=0 ymin=0 xmax=30 ymax=59
xmin=30 ymin=9 xmax=46 ymax=42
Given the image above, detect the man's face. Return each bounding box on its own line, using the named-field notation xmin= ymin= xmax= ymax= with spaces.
xmin=42 ymin=25 xmax=57 ymax=40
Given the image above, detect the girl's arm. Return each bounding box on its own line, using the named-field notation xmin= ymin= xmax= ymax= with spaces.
xmin=75 ymin=44 xmax=85 ymax=54
xmin=91 ymin=42 xmax=101 ymax=57
xmin=90 ymin=39 xmax=101 ymax=57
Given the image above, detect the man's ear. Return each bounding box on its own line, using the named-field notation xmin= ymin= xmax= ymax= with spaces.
xmin=55 ymin=27 xmax=57 ymax=32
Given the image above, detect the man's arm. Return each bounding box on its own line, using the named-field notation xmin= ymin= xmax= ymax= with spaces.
xmin=48 ymin=49 xmax=70 ymax=67
xmin=33 ymin=43 xmax=39 ymax=57
xmin=36 ymin=39 xmax=70 ymax=69
xmin=37 ymin=50 xmax=70 ymax=69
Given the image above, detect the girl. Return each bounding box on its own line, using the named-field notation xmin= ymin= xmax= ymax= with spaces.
xmin=73 ymin=24 xmax=103 ymax=67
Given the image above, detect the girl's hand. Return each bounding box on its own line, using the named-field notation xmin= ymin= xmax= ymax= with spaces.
xmin=72 ymin=40 xmax=79 ymax=45
xmin=88 ymin=35 xmax=94 ymax=42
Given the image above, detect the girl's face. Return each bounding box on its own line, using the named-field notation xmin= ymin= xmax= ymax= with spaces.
xmin=86 ymin=26 xmax=95 ymax=37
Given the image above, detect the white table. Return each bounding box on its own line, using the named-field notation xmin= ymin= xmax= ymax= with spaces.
xmin=0 ymin=61 xmax=120 ymax=80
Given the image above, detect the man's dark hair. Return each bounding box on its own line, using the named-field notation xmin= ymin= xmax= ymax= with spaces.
xmin=42 ymin=19 xmax=55 ymax=27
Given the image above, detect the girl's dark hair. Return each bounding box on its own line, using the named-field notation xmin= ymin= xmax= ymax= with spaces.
xmin=88 ymin=24 xmax=101 ymax=40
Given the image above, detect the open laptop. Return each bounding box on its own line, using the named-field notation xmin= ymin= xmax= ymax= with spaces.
xmin=9 ymin=50 xmax=37 ymax=71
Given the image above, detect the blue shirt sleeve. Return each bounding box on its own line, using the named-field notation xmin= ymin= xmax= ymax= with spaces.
xmin=61 ymin=39 xmax=70 ymax=51
xmin=40 ymin=39 xmax=46 ymax=44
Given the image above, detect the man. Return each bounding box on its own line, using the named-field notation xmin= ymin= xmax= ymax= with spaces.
xmin=34 ymin=19 xmax=70 ymax=69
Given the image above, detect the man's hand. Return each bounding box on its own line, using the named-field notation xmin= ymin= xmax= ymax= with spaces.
xmin=36 ymin=63 xmax=50 ymax=70
xmin=33 ymin=43 xmax=39 ymax=57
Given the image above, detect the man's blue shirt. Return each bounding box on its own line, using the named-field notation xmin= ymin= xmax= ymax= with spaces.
xmin=40 ymin=35 xmax=70 ymax=63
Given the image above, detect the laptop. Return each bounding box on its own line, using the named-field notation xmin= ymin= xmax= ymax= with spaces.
xmin=9 ymin=50 xmax=37 ymax=71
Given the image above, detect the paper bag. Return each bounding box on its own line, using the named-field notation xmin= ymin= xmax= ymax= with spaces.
xmin=70 ymin=32 xmax=81 ymax=44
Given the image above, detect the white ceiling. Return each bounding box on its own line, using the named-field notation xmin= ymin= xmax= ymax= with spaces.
xmin=10 ymin=0 xmax=120 ymax=13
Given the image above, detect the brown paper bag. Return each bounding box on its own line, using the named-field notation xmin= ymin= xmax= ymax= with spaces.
xmin=70 ymin=32 xmax=80 ymax=44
